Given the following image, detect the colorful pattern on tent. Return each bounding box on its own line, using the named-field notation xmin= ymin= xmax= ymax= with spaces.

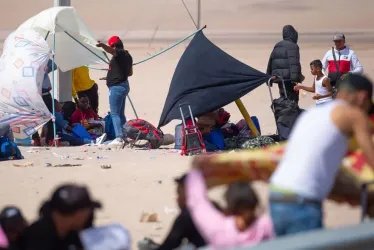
xmin=0 ymin=29 xmax=50 ymax=139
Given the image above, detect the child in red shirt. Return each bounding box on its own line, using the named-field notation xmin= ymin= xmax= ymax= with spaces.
xmin=71 ymin=97 xmax=102 ymax=133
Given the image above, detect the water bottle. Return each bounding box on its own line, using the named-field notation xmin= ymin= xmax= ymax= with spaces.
xmin=174 ymin=123 xmax=183 ymax=150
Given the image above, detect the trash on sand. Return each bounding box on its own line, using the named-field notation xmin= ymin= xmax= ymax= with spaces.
xmin=27 ymin=150 xmax=39 ymax=153
xmin=13 ymin=162 xmax=34 ymax=167
xmin=153 ymin=225 xmax=163 ymax=231
xmin=97 ymin=156 xmax=108 ymax=159
xmin=73 ymin=156 xmax=84 ymax=160
xmin=140 ymin=213 xmax=158 ymax=223
xmin=46 ymin=164 xmax=82 ymax=167
xmin=153 ymin=180 xmax=162 ymax=184
xmin=101 ymin=164 xmax=111 ymax=169
xmin=164 ymin=206 xmax=178 ymax=215
xmin=52 ymin=152 xmax=68 ymax=159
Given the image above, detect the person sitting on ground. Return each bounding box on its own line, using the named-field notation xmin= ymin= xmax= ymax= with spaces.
xmin=294 ymin=60 xmax=333 ymax=106
xmin=46 ymin=99 xmax=106 ymax=146
xmin=0 ymin=206 xmax=28 ymax=250
xmin=72 ymin=66 xmax=99 ymax=113
xmin=142 ymin=174 xmax=221 ymax=250
xmin=186 ymin=162 xmax=274 ymax=249
xmin=21 ymin=184 xmax=102 ymax=250
xmin=71 ymin=97 xmax=103 ymax=136
xmin=0 ymin=124 xmax=14 ymax=142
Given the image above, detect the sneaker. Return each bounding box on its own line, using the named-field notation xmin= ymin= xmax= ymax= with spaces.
xmin=108 ymin=138 xmax=125 ymax=146
xmin=95 ymin=133 xmax=107 ymax=145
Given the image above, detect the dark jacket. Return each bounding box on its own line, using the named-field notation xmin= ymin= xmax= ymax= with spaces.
xmin=267 ymin=25 xmax=302 ymax=85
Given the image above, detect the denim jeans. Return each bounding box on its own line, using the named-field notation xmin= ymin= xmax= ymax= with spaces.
xmin=109 ymin=81 xmax=130 ymax=138
xmin=58 ymin=133 xmax=91 ymax=146
xmin=269 ymin=192 xmax=323 ymax=236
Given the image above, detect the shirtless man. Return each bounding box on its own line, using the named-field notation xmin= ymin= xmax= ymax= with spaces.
xmin=269 ymin=74 xmax=374 ymax=236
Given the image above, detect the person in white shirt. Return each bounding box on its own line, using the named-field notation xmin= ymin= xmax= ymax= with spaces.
xmin=294 ymin=60 xmax=333 ymax=105
xmin=269 ymin=74 xmax=374 ymax=236
xmin=321 ymin=33 xmax=363 ymax=89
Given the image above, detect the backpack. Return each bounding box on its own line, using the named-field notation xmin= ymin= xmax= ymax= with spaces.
xmin=104 ymin=112 xmax=116 ymax=140
xmin=123 ymin=119 xmax=164 ymax=149
xmin=0 ymin=137 xmax=23 ymax=160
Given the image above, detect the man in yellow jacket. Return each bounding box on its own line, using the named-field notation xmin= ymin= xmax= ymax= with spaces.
xmin=72 ymin=66 xmax=99 ymax=113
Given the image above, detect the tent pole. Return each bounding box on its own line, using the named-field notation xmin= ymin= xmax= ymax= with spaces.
xmin=51 ymin=33 xmax=58 ymax=147
xmin=235 ymin=99 xmax=260 ymax=136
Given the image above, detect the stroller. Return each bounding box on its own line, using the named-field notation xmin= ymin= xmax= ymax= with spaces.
xmin=267 ymin=76 xmax=303 ymax=141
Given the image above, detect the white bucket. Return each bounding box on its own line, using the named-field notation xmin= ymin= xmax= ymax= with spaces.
xmin=174 ymin=123 xmax=183 ymax=149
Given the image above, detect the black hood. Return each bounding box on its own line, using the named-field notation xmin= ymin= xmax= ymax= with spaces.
xmin=282 ymin=25 xmax=298 ymax=43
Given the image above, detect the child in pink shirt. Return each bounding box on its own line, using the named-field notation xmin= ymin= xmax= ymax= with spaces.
xmin=186 ymin=169 xmax=275 ymax=249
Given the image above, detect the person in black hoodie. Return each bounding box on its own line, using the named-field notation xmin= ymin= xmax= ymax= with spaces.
xmin=267 ymin=25 xmax=305 ymax=103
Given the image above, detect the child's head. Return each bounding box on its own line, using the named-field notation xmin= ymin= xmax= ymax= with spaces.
xmin=310 ymin=60 xmax=323 ymax=76
xmin=224 ymin=182 xmax=259 ymax=231
xmin=78 ymin=97 xmax=90 ymax=111
xmin=174 ymin=174 xmax=187 ymax=209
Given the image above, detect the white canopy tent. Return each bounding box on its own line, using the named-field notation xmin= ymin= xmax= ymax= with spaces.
xmin=17 ymin=7 xmax=109 ymax=72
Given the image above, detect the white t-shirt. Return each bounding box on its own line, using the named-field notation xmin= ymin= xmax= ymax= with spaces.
xmin=270 ymin=100 xmax=349 ymax=200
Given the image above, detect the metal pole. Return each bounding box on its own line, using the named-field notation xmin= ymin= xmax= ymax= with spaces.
xmin=197 ymin=0 xmax=201 ymax=29
xmin=53 ymin=0 xmax=72 ymax=103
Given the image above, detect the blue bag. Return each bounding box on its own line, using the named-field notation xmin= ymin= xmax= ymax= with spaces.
xmin=72 ymin=124 xmax=93 ymax=140
xmin=0 ymin=136 xmax=23 ymax=160
xmin=203 ymin=128 xmax=225 ymax=151
xmin=104 ymin=112 xmax=116 ymax=140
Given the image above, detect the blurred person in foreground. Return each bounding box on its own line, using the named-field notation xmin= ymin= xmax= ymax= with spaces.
xmin=0 ymin=207 xmax=28 ymax=250
xmin=269 ymin=74 xmax=374 ymax=236
xmin=186 ymin=161 xmax=274 ymax=249
xmin=21 ymin=184 xmax=102 ymax=250
xmin=96 ymin=36 xmax=133 ymax=147
xmin=267 ymin=25 xmax=305 ymax=104
xmin=140 ymin=174 xmax=221 ymax=250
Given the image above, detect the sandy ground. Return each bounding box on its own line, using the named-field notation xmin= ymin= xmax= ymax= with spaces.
xmin=1 ymin=0 xmax=374 ymax=248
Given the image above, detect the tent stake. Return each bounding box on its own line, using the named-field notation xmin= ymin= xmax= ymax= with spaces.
xmin=235 ymin=99 xmax=260 ymax=136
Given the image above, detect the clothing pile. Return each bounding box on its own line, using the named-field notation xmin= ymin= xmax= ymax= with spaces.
xmin=225 ymin=136 xmax=276 ymax=150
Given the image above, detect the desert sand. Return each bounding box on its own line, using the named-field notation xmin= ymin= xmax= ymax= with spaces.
xmin=0 ymin=0 xmax=374 ymax=248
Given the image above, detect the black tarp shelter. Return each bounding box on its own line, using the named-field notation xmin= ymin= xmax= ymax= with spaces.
xmin=158 ymin=31 xmax=271 ymax=128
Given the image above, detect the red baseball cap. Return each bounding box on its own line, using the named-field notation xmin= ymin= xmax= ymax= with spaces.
xmin=108 ymin=36 xmax=120 ymax=47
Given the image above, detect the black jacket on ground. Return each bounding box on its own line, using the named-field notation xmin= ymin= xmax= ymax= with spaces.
xmin=266 ymin=25 xmax=302 ymax=85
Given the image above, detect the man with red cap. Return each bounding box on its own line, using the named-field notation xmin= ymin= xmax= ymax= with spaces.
xmin=97 ymin=36 xmax=133 ymax=146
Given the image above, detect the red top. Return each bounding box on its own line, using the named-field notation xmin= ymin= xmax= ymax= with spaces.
xmin=71 ymin=109 xmax=98 ymax=124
